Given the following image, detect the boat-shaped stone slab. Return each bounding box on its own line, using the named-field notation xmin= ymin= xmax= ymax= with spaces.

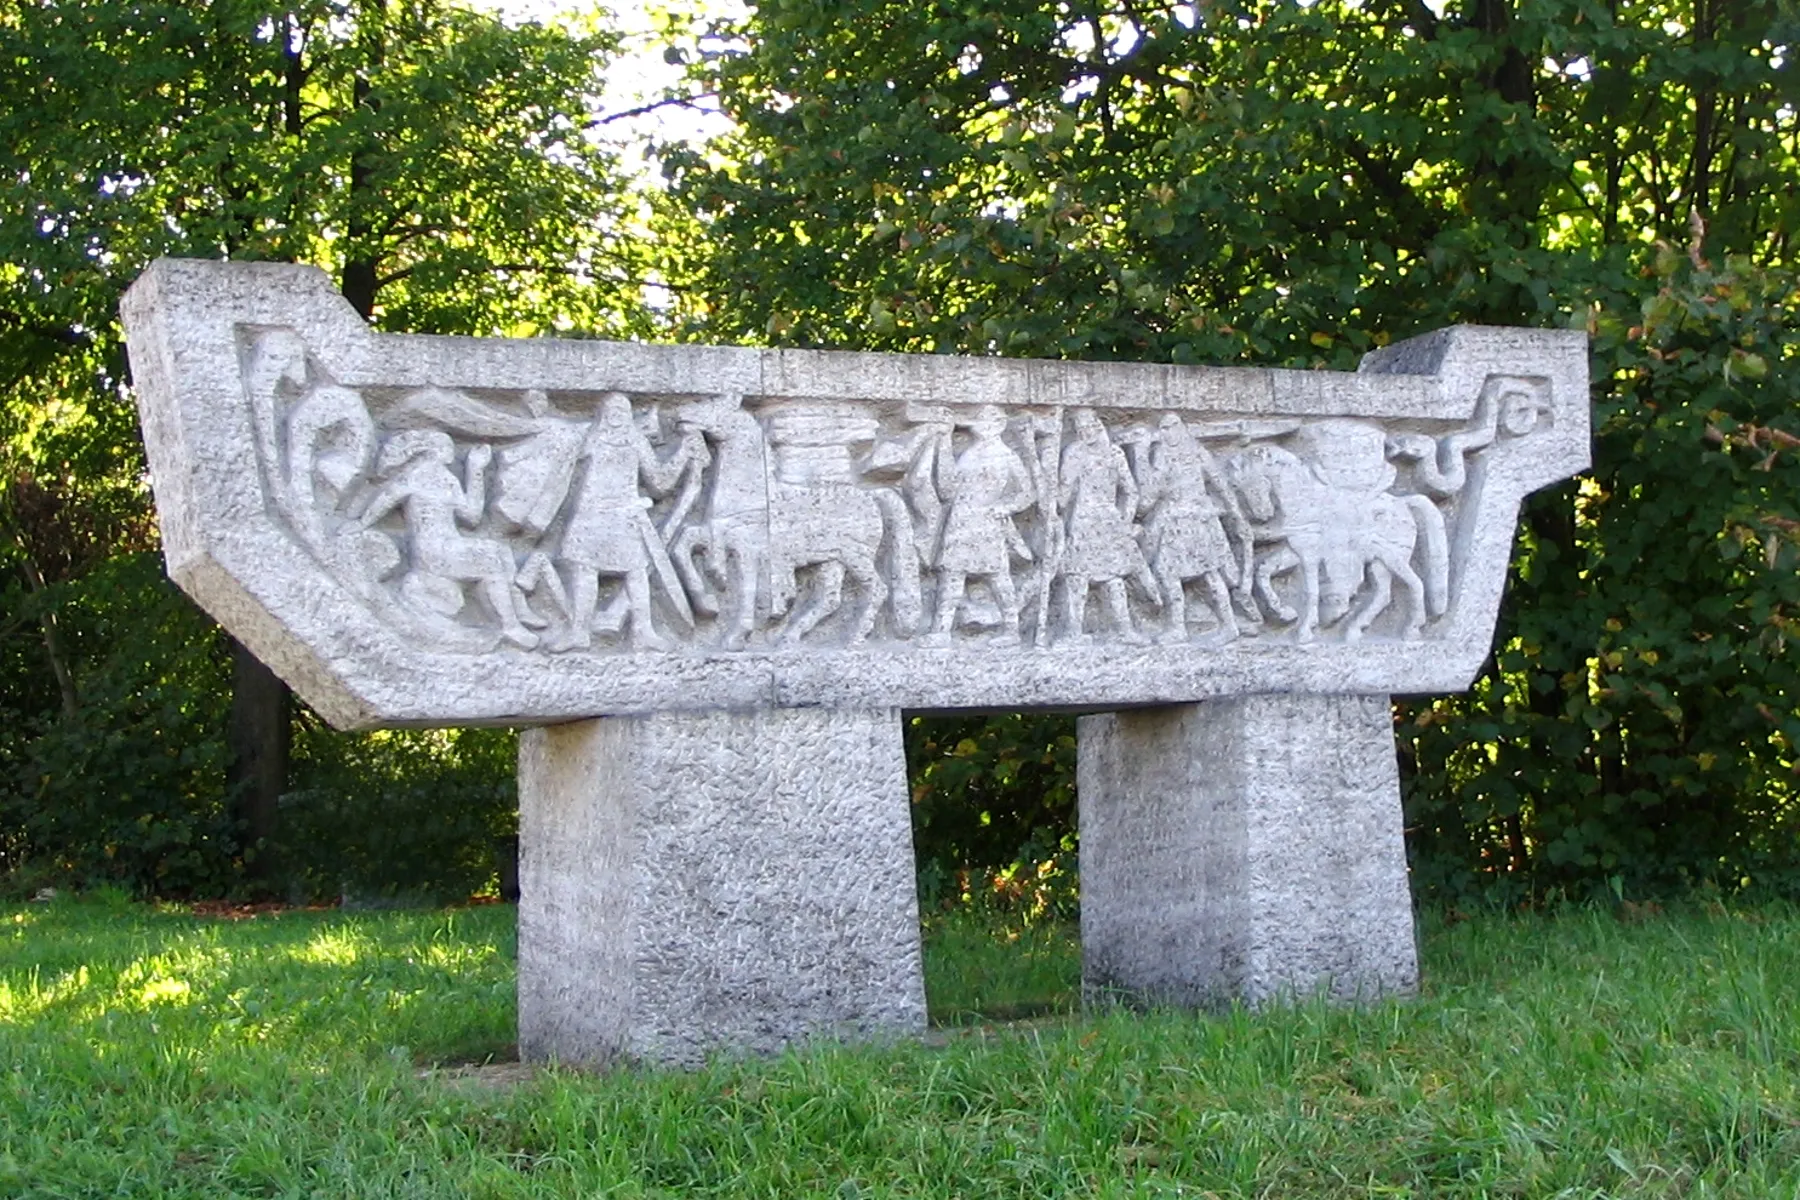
xmin=122 ymin=259 xmax=1585 ymax=726
xmin=122 ymin=258 xmax=1589 ymax=1066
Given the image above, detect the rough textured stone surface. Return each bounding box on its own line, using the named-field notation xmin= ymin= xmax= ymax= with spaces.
xmin=121 ymin=257 xmax=1588 ymax=728
xmin=1079 ymin=695 xmax=1418 ymax=1006
xmin=516 ymin=706 xmax=925 ymax=1068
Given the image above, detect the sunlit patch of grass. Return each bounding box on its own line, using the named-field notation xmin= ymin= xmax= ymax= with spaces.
xmin=292 ymin=926 xmax=369 ymax=966
xmin=0 ymin=963 xmax=92 ymax=1023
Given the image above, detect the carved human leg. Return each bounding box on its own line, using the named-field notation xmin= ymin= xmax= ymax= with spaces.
xmin=1200 ymin=569 xmax=1239 ymax=642
xmin=621 ymin=567 xmax=668 ymax=650
xmin=722 ymin=533 xmax=765 ymax=649
xmin=517 ymin=707 xmax=926 ymax=1068
xmin=1155 ymin=563 xmax=1188 ymax=643
xmin=990 ymin=570 xmax=1022 ymax=645
xmin=474 ymin=573 xmax=538 ymax=649
xmin=1101 ymin=577 xmax=1144 ymax=643
xmin=930 ymin=569 xmax=968 ymax=640
xmin=1078 ymin=695 xmax=1418 ymax=1008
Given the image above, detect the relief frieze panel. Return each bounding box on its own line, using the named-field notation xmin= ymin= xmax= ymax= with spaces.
xmin=241 ymin=325 xmax=1553 ymax=658
xmin=120 ymin=260 xmax=1589 ymax=723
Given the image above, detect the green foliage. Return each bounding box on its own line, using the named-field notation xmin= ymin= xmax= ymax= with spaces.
xmin=906 ymin=712 xmax=1076 ymax=892
xmin=0 ymin=554 xmax=236 ymax=897
xmin=670 ymin=0 xmax=1800 ymax=900
xmin=0 ymin=551 xmax=518 ymax=902
xmin=1404 ymin=252 xmax=1800 ymax=903
xmin=1 ymin=0 xmax=647 ymax=343
xmin=6 ymin=898 xmax=1800 ymax=1194
xmin=0 ymin=0 xmax=650 ymax=897
xmin=667 ymin=0 xmax=1792 ymax=359
xmin=283 ymin=726 xmax=517 ymax=904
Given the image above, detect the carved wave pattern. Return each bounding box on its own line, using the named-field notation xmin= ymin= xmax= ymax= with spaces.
xmin=238 ymin=328 xmax=1552 ymax=656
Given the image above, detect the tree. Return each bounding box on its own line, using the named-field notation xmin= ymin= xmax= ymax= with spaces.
xmin=0 ymin=0 xmax=650 ymax=893
xmin=665 ymin=0 xmax=1800 ymax=898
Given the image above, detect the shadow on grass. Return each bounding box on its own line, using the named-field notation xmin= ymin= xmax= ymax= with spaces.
xmin=921 ymin=906 xmax=1080 ymax=1027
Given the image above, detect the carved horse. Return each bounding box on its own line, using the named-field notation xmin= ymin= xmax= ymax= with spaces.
xmin=668 ymin=397 xmax=923 ymax=647
xmin=1224 ymin=442 xmax=1445 ymax=642
xmin=766 ymin=481 xmax=921 ymax=645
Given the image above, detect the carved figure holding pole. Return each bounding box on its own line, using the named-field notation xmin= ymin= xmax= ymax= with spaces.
xmin=1027 ymin=412 xmax=1065 ymax=647
xmin=551 ymin=392 xmax=698 ymax=653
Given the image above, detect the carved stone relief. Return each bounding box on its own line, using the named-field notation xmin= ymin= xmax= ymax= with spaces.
xmin=240 ymin=327 xmax=1553 ymax=656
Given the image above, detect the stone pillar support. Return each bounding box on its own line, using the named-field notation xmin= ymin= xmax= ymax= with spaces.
xmin=518 ymin=706 xmax=925 ymax=1068
xmin=1079 ymin=694 xmax=1417 ymax=1008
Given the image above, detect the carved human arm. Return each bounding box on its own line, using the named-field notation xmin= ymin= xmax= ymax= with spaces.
xmin=1116 ymin=426 xmax=1155 ymax=512
xmin=637 ymin=428 xmax=696 ymax=496
xmin=926 ymin=427 xmax=956 ymax=501
xmin=1114 ymin=446 xmax=1140 ymax=522
xmin=1204 ymin=449 xmax=1255 ymax=595
xmin=1058 ymin=445 xmax=1079 ymax=510
xmin=356 ymin=477 xmax=411 ymax=529
xmin=1003 ymin=456 xmax=1036 ymax=562
xmin=1004 ymin=453 xmax=1036 ymax=514
xmin=1138 ymin=443 xmax=1167 ymax=512
xmin=660 ymin=429 xmax=710 ymax=534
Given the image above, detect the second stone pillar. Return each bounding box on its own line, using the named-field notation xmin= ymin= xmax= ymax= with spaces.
xmin=1079 ymin=694 xmax=1418 ymax=1008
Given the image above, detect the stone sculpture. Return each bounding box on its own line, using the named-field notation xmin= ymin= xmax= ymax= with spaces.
xmin=123 ymin=259 xmax=1589 ymax=1066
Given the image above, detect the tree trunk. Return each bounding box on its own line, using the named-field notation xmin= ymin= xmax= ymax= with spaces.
xmin=18 ymin=557 xmax=77 ymax=720
xmin=228 ymin=637 xmax=290 ymax=886
xmin=343 ymin=0 xmax=387 ymax=323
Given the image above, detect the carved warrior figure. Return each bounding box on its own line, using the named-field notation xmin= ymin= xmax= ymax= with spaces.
xmin=1058 ymin=409 xmax=1159 ymax=644
xmin=1137 ymin=414 xmax=1253 ymax=645
xmin=922 ymin=406 xmax=1036 ymax=647
xmin=551 ymin=392 xmax=698 ymax=652
xmin=1225 ymin=421 xmax=1447 ymax=643
xmin=235 ymin=324 xmax=1552 ymax=656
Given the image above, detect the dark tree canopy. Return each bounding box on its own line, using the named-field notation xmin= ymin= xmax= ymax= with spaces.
xmin=1 ymin=0 xmax=1797 ymax=901
xmin=0 ymin=0 xmax=646 ymax=896
xmin=668 ymin=0 xmax=1793 ymax=356
xmin=667 ymin=0 xmax=1800 ymax=901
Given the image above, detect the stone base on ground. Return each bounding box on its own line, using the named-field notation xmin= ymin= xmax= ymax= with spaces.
xmin=517 ymin=706 xmax=925 ymax=1068
xmin=1079 ymin=694 xmax=1418 ymax=1007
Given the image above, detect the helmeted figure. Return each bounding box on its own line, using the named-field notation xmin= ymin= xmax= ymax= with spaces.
xmin=553 ymin=392 xmax=698 ymax=652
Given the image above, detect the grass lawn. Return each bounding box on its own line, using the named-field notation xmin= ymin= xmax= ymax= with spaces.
xmin=3 ymin=896 xmax=1797 ymax=1198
